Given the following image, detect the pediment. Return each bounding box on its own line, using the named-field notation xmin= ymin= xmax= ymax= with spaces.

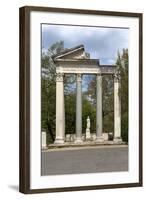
xmin=53 ymin=44 xmax=116 ymax=75
xmin=53 ymin=45 xmax=90 ymax=60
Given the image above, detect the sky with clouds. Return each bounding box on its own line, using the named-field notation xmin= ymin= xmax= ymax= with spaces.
xmin=42 ymin=24 xmax=129 ymax=65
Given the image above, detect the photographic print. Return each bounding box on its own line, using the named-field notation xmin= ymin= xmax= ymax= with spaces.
xmin=41 ymin=24 xmax=129 ymax=176
xmin=19 ymin=6 xmax=142 ymax=194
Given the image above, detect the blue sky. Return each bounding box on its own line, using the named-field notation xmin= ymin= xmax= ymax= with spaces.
xmin=42 ymin=24 xmax=129 ymax=65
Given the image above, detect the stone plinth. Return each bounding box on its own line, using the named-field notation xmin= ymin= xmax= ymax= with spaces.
xmin=102 ymin=133 xmax=109 ymax=141
xmin=42 ymin=131 xmax=47 ymax=149
xmin=86 ymin=129 xmax=91 ymax=141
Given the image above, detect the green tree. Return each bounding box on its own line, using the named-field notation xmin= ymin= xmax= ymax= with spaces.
xmin=86 ymin=75 xmax=114 ymax=133
xmin=82 ymin=96 xmax=96 ymax=133
xmin=102 ymin=75 xmax=114 ymax=133
xmin=116 ymin=49 xmax=128 ymax=142
xmin=41 ymin=41 xmax=65 ymax=143
xmin=85 ymin=49 xmax=128 ymax=142
xmin=65 ymin=92 xmax=76 ymax=134
xmin=41 ymin=41 xmax=76 ymax=143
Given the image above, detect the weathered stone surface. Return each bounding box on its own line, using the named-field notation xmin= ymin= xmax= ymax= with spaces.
xmin=91 ymin=133 xmax=97 ymax=141
xmin=53 ymin=44 xmax=87 ymax=60
xmin=65 ymin=134 xmax=71 ymax=142
xmin=42 ymin=131 xmax=47 ymax=149
xmin=75 ymin=74 xmax=83 ymax=143
xmin=55 ymin=60 xmax=115 ymax=75
xmin=114 ymin=74 xmax=122 ymax=141
xmin=102 ymin=133 xmax=109 ymax=141
xmin=55 ymin=73 xmax=65 ymax=144
xmin=96 ymin=75 xmax=104 ymax=142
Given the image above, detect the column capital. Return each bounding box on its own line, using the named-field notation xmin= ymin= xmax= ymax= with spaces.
xmin=113 ymin=70 xmax=121 ymax=82
xmin=76 ymin=74 xmax=82 ymax=82
xmin=96 ymin=73 xmax=103 ymax=79
xmin=56 ymin=73 xmax=64 ymax=82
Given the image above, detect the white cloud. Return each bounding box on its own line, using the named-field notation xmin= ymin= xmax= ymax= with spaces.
xmin=42 ymin=24 xmax=129 ymax=64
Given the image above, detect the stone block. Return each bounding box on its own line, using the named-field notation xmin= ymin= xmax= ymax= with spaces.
xmin=102 ymin=133 xmax=109 ymax=141
xmin=65 ymin=134 xmax=71 ymax=142
xmin=42 ymin=131 xmax=47 ymax=149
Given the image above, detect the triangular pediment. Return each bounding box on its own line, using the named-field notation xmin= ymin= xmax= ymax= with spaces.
xmin=52 ymin=45 xmax=90 ymax=60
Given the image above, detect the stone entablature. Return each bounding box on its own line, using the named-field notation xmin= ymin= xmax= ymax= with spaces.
xmin=55 ymin=59 xmax=116 ymax=74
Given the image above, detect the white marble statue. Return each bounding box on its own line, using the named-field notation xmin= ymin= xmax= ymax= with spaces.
xmin=87 ymin=116 xmax=90 ymax=129
xmin=86 ymin=116 xmax=91 ymax=140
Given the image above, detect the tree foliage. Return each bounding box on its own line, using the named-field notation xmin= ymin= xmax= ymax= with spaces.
xmin=86 ymin=49 xmax=128 ymax=141
xmin=116 ymin=49 xmax=128 ymax=142
xmin=41 ymin=41 xmax=76 ymax=143
xmin=82 ymin=96 xmax=96 ymax=133
xmin=41 ymin=41 xmax=65 ymax=143
xmin=102 ymin=75 xmax=114 ymax=133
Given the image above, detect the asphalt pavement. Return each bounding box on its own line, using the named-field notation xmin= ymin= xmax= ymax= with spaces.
xmin=41 ymin=145 xmax=128 ymax=176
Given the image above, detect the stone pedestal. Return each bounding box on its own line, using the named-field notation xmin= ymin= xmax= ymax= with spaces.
xmin=65 ymin=134 xmax=71 ymax=142
xmin=114 ymin=73 xmax=122 ymax=142
xmin=86 ymin=129 xmax=91 ymax=140
xmin=54 ymin=73 xmax=65 ymax=144
xmin=75 ymin=74 xmax=83 ymax=143
xmin=91 ymin=133 xmax=97 ymax=141
xmin=42 ymin=131 xmax=47 ymax=149
xmin=102 ymin=133 xmax=109 ymax=141
xmin=96 ymin=75 xmax=104 ymax=142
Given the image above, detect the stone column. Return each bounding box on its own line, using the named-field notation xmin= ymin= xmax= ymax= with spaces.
xmin=75 ymin=74 xmax=82 ymax=143
xmin=54 ymin=73 xmax=65 ymax=144
xmin=114 ymin=72 xmax=122 ymax=142
xmin=96 ymin=74 xmax=104 ymax=142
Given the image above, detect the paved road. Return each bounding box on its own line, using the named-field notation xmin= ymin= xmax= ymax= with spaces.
xmin=41 ymin=146 xmax=128 ymax=176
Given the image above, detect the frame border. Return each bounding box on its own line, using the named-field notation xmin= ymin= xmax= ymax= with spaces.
xmin=19 ymin=6 xmax=143 ymax=194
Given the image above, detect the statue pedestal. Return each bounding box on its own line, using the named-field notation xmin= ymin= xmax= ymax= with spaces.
xmin=86 ymin=128 xmax=91 ymax=141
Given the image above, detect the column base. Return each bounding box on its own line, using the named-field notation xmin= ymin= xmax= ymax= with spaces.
xmin=96 ymin=136 xmax=104 ymax=142
xmin=113 ymin=137 xmax=122 ymax=143
xmin=42 ymin=146 xmax=48 ymax=150
xmin=54 ymin=138 xmax=64 ymax=144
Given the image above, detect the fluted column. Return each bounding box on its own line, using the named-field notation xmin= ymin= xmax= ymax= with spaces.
xmin=114 ymin=72 xmax=122 ymax=142
xmin=54 ymin=73 xmax=65 ymax=144
xmin=75 ymin=74 xmax=83 ymax=143
xmin=96 ymin=74 xmax=104 ymax=142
